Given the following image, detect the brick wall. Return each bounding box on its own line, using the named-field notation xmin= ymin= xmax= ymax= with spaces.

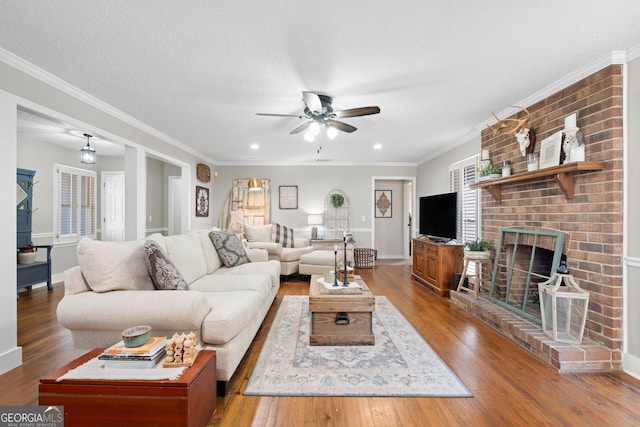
xmin=480 ymin=65 xmax=623 ymax=355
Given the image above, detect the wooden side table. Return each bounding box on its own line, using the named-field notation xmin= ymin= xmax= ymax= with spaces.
xmin=39 ymin=349 xmax=217 ymax=427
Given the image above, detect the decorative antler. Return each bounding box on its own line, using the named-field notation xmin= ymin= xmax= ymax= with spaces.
xmin=487 ymin=107 xmax=531 ymax=136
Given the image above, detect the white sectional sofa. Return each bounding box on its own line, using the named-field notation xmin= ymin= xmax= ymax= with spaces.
xmin=56 ymin=228 xmax=280 ymax=392
xmin=243 ymin=224 xmax=314 ymax=276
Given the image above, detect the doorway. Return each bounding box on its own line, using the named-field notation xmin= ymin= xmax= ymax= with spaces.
xmin=372 ymin=177 xmax=415 ymax=260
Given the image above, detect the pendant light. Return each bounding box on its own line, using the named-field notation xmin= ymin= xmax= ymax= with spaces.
xmin=248 ymin=177 xmax=262 ymax=191
xmin=80 ymin=133 xmax=96 ymax=164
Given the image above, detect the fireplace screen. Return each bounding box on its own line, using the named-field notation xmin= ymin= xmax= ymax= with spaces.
xmin=488 ymin=228 xmax=565 ymax=324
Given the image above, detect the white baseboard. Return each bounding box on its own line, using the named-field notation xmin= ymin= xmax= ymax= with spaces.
xmin=623 ymin=352 xmax=640 ymax=380
xmin=0 ymin=346 xmax=22 ymax=375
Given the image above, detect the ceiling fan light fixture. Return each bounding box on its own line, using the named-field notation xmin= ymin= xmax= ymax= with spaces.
xmin=80 ymin=133 xmax=96 ymax=164
xmin=326 ymin=125 xmax=339 ymax=140
xmin=304 ymin=130 xmax=316 ymax=142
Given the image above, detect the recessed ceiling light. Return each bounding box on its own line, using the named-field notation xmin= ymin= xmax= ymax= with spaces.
xmin=250 ymin=143 xmax=259 ymax=150
xmin=374 ymin=143 xmax=382 ymax=150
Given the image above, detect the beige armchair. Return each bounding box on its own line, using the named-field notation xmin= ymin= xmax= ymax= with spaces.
xmin=243 ymin=224 xmax=314 ymax=276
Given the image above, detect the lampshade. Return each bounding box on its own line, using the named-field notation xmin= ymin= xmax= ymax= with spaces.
xmin=248 ymin=177 xmax=262 ymax=191
xmin=80 ymin=133 xmax=96 ymax=164
xmin=307 ymin=214 xmax=324 ymax=225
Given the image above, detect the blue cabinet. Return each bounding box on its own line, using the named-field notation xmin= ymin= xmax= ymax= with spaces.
xmin=17 ymin=168 xmax=52 ymax=298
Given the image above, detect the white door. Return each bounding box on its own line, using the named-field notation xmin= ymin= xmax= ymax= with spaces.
xmin=168 ymin=176 xmax=182 ymax=235
xmin=101 ymin=171 xmax=125 ymax=241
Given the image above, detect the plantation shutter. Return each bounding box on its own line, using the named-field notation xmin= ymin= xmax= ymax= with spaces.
xmin=55 ymin=165 xmax=97 ymax=243
xmin=450 ymin=155 xmax=480 ymax=275
xmin=449 ymin=155 xmax=480 ymax=244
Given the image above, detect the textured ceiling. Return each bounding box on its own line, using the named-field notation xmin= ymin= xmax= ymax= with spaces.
xmin=2 ymin=1 xmax=640 ymax=165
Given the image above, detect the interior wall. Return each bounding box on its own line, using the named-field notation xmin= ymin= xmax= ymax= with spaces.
xmin=417 ymin=135 xmax=480 ymax=197
xmin=0 ymin=93 xmax=21 ymax=374
xmin=212 ymin=164 xmax=417 ymax=249
xmin=624 ymin=56 xmax=640 ymax=377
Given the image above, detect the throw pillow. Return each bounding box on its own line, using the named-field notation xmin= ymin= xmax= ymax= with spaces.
xmin=244 ymin=224 xmax=272 ymax=242
xmin=143 ymin=240 xmax=189 ymax=291
xmin=271 ymin=223 xmax=295 ymax=248
xmin=77 ymin=237 xmax=155 ymax=293
xmin=209 ymin=230 xmax=251 ymax=267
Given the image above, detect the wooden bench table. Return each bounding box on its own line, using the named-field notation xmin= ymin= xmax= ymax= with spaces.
xmin=309 ymin=274 xmax=375 ymax=345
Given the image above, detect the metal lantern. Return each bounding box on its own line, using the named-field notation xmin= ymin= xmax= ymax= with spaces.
xmin=538 ymin=261 xmax=590 ymax=344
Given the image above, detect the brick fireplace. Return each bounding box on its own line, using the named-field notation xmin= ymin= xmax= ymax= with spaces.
xmin=451 ymin=65 xmax=623 ymax=372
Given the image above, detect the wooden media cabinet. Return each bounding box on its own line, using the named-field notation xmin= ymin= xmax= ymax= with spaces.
xmin=411 ymin=238 xmax=464 ymax=297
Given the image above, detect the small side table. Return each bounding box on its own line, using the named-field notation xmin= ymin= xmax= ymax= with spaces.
xmin=457 ymin=255 xmax=493 ymax=299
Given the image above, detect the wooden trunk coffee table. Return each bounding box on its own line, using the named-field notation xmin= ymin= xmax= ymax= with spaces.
xmin=39 ymin=349 xmax=217 ymax=427
xmin=309 ymin=274 xmax=375 ymax=345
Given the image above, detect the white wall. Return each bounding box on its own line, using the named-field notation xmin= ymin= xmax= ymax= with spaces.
xmin=624 ymin=56 xmax=640 ymax=378
xmin=0 ymin=93 xmax=21 ymax=374
xmin=417 ymin=135 xmax=480 ymax=197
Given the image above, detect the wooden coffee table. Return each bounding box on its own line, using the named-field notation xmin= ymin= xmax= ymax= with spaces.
xmin=309 ymin=274 xmax=375 ymax=345
xmin=39 ymin=349 xmax=217 ymax=427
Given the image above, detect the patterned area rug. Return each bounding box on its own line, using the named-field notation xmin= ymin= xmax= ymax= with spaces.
xmin=244 ymin=296 xmax=472 ymax=397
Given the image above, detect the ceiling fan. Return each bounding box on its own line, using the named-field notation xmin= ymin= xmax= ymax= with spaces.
xmin=256 ymin=91 xmax=380 ymax=137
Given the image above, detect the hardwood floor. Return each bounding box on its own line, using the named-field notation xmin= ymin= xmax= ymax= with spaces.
xmin=3 ymin=264 xmax=640 ymax=426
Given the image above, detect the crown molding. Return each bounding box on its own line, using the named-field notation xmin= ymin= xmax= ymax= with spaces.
xmin=213 ymin=160 xmax=418 ymax=167
xmin=0 ymin=47 xmax=215 ymax=164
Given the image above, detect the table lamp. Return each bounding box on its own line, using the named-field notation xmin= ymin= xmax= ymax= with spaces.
xmin=307 ymin=214 xmax=323 ymax=240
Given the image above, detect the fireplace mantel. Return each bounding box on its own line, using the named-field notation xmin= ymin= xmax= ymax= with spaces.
xmin=470 ymin=161 xmax=603 ymax=203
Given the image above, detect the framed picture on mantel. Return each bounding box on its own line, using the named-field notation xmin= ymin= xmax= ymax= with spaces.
xmin=539 ymin=131 xmax=563 ymax=169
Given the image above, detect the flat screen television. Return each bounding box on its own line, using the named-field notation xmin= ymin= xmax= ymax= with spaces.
xmin=419 ymin=192 xmax=457 ymax=242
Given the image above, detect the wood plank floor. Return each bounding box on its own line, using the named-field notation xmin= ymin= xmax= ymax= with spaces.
xmin=3 ymin=264 xmax=640 ymax=426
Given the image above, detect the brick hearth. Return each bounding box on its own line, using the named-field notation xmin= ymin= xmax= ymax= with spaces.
xmin=450 ymin=291 xmax=616 ymax=372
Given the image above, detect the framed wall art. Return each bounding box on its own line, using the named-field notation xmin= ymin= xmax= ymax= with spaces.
xmin=279 ymin=185 xmax=298 ymax=209
xmin=196 ymin=186 xmax=209 ymax=217
xmin=539 ymin=131 xmax=563 ymax=169
xmin=375 ymin=190 xmax=392 ymax=218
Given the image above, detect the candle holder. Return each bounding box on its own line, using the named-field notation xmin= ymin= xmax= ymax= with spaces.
xmin=333 ymin=247 xmax=339 ymax=287
xmin=343 ymin=236 xmax=349 ymax=287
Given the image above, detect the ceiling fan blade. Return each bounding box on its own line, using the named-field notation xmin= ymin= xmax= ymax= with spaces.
xmin=290 ymin=121 xmax=313 ymax=134
xmin=328 ymin=120 xmax=357 ymax=133
xmin=302 ymin=91 xmax=323 ymax=115
xmin=334 ymin=106 xmax=381 ymax=118
xmin=256 ymin=113 xmax=305 ymax=118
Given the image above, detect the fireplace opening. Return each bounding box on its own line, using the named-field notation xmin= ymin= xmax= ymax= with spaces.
xmin=488 ymin=228 xmax=565 ymax=324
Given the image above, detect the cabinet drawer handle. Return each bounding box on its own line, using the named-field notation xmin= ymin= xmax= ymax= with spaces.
xmin=335 ymin=312 xmax=350 ymax=325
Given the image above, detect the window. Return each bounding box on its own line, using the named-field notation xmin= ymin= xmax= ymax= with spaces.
xmin=449 ymin=155 xmax=480 ymax=244
xmin=54 ymin=164 xmax=97 ymax=243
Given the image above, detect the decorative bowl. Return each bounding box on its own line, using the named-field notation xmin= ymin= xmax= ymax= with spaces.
xmin=121 ymin=325 xmax=152 ymax=347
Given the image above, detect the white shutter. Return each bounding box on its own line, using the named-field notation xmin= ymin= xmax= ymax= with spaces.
xmin=450 ymin=156 xmax=480 ymax=275
xmin=55 ymin=165 xmax=97 ymax=243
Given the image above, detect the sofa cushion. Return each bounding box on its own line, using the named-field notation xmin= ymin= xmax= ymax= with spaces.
xmin=197 ymin=228 xmax=223 ymax=273
xmin=280 ymin=246 xmax=315 ymax=262
xmin=200 ymin=290 xmax=264 ymax=344
xmin=209 ymin=230 xmax=250 ymax=267
xmin=163 ymin=231 xmax=208 ymax=284
xmin=143 ymin=240 xmax=189 ymax=290
xmin=271 ymin=223 xmax=295 ymax=248
xmin=77 ymin=237 xmax=155 ymax=293
xmin=244 ymin=224 xmax=272 ymax=242
xmin=190 ymin=273 xmax=271 ymax=300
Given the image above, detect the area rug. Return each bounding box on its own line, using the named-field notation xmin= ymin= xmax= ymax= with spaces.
xmin=244 ymin=296 xmax=472 ymax=397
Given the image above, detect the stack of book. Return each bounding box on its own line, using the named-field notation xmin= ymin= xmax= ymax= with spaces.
xmin=99 ymin=336 xmax=166 ymax=368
